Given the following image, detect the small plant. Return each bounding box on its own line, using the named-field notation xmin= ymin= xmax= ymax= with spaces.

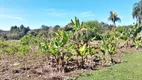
xmin=0 ymin=40 xmax=30 ymax=55
xmin=71 ymin=17 xmax=91 ymax=45
xmin=3 ymin=46 xmax=18 ymax=55
xmin=130 ymin=24 xmax=142 ymax=41
xmin=100 ymin=35 xmax=119 ymax=55
xmin=0 ymin=41 xmax=9 ymax=48
xmin=20 ymin=34 xmax=40 ymax=45
xmin=40 ymin=30 xmax=69 ymax=72
xmin=76 ymin=43 xmax=96 ymax=68
xmin=100 ymin=34 xmax=119 ymax=65
xmin=0 ymin=37 xmax=5 ymax=41
xmin=133 ymin=37 xmax=142 ymax=50
xmin=18 ymin=45 xmax=30 ymax=56
xmin=71 ymin=16 xmax=83 ymax=31
xmin=76 ymin=43 xmax=88 ymax=68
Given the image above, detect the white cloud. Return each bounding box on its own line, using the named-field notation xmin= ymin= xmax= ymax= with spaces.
xmin=47 ymin=8 xmax=56 ymax=12
xmin=51 ymin=12 xmax=67 ymax=17
xmin=0 ymin=14 xmax=24 ymax=20
xmin=79 ymin=11 xmax=95 ymax=17
xmin=44 ymin=8 xmax=95 ymax=18
xmin=44 ymin=8 xmax=67 ymax=17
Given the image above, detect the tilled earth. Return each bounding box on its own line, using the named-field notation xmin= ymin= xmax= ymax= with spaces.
xmin=0 ymin=54 xmax=66 ymax=80
xmin=0 ymin=47 xmax=141 ymax=80
xmin=0 ymin=53 xmax=122 ymax=80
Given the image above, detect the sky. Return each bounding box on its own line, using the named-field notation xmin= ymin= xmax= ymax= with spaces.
xmin=0 ymin=0 xmax=140 ymax=30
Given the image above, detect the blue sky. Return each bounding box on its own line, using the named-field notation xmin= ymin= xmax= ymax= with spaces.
xmin=0 ymin=0 xmax=140 ymax=30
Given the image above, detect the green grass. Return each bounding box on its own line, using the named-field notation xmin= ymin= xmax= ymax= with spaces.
xmin=72 ymin=52 xmax=142 ymax=80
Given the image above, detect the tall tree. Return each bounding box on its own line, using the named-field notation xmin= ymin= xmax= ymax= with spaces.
xmin=41 ymin=25 xmax=49 ymax=30
xmin=10 ymin=25 xmax=19 ymax=32
xmin=53 ymin=25 xmax=60 ymax=31
xmin=20 ymin=24 xmax=25 ymax=30
xmin=20 ymin=24 xmax=29 ymax=34
xmin=83 ymin=20 xmax=103 ymax=34
xmin=108 ymin=11 xmax=121 ymax=27
xmin=132 ymin=0 xmax=142 ymax=23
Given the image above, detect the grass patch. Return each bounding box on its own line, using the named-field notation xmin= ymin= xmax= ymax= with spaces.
xmin=72 ymin=52 xmax=142 ymax=80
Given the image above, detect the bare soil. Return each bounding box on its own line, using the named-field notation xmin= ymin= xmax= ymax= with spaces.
xmin=0 ymin=47 xmax=141 ymax=80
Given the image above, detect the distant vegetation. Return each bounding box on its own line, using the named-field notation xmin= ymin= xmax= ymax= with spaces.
xmin=0 ymin=20 xmax=115 ymax=40
xmin=0 ymin=24 xmax=61 ymax=40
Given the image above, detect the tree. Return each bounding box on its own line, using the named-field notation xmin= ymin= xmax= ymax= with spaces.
xmin=83 ymin=20 xmax=103 ymax=37
xmin=64 ymin=22 xmax=74 ymax=31
xmin=53 ymin=25 xmax=60 ymax=31
xmin=41 ymin=25 xmax=49 ymax=30
xmin=20 ymin=24 xmax=25 ymax=30
xmin=27 ymin=26 xmax=30 ymax=31
xmin=10 ymin=25 xmax=19 ymax=32
xmin=19 ymin=24 xmax=30 ymax=35
xmin=108 ymin=11 xmax=121 ymax=27
xmin=132 ymin=0 xmax=142 ymax=23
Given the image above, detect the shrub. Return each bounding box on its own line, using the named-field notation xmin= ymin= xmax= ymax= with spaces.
xmin=120 ymin=34 xmax=128 ymax=40
xmin=18 ymin=45 xmax=30 ymax=56
xmin=133 ymin=37 xmax=142 ymax=49
xmin=0 ymin=41 xmax=9 ymax=48
xmin=0 ymin=37 xmax=5 ymax=41
xmin=20 ymin=34 xmax=39 ymax=45
xmin=0 ymin=40 xmax=30 ymax=55
xmin=100 ymin=35 xmax=119 ymax=55
xmin=3 ymin=46 xmax=18 ymax=55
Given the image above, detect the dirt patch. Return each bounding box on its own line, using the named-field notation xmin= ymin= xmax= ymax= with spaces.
xmin=0 ymin=54 xmax=66 ymax=80
xmin=0 ymin=45 xmax=141 ymax=80
xmin=0 ymin=52 xmax=124 ymax=80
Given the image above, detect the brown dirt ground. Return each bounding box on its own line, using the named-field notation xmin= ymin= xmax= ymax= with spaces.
xmin=0 ymin=47 xmax=141 ymax=80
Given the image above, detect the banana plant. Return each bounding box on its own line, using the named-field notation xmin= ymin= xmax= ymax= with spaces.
xmin=54 ymin=30 xmax=69 ymax=47
xmin=75 ymin=43 xmax=89 ymax=68
xmin=39 ymin=30 xmax=69 ymax=72
xmin=71 ymin=16 xmax=83 ymax=31
xmin=71 ymin=17 xmax=89 ymax=43
xmin=100 ymin=35 xmax=119 ymax=64
xmin=87 ymin=45 xmax=95 ymax=56
xmin=133 ymin=37 xmax=142 ymax=50
xmin=100 ymin=35 xmax=119 ymax=55
xmin=131 ymin=24 xmax=142 ymax=41
xmin=87 ymin=45 xmax=98 ymax=67
xmin=64 ymin=43 xmax=76 ymax=60
xmin=124 ymin=24 xmax=142 ymax=48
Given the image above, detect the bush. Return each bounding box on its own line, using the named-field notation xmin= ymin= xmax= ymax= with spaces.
xmin=133 ymin=37 xmax=142 ymax=49
xmin=3 ymin=46 xmax=18 ymax=55
xmin=120 ymin=35 xmax=128 ymax=40
xmin=18 ymin=45 xmax=30 ymax=56
xmin=20 ymin=34 xmax=39 ymax=45
xmin=0 ymin=37 xmax=5 ymax=41
xmin=0 ymin=40 xmax=30 ymax=55
xmin=0 ymin=41 xmax=9 ymax=48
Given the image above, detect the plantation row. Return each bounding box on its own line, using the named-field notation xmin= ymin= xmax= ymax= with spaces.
xmin=0 ymin=17 xmax=141 ymax=73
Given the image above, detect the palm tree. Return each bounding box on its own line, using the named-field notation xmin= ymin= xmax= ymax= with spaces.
xmin=108 ymin=11 xmax=121 ymax=28
xmin=132 ymin=0 xmax=142 ymax=24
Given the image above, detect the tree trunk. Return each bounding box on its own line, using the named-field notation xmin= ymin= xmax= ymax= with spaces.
xmin=113 ymin=22 xmax=116 ymax=28
xmin=81 ymin=56 xmax=84 ymax=68
xmin=113 ymin=22 xmax=116 ymax=35
xmin=76 ymin=55 xmax=79 ymax=69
